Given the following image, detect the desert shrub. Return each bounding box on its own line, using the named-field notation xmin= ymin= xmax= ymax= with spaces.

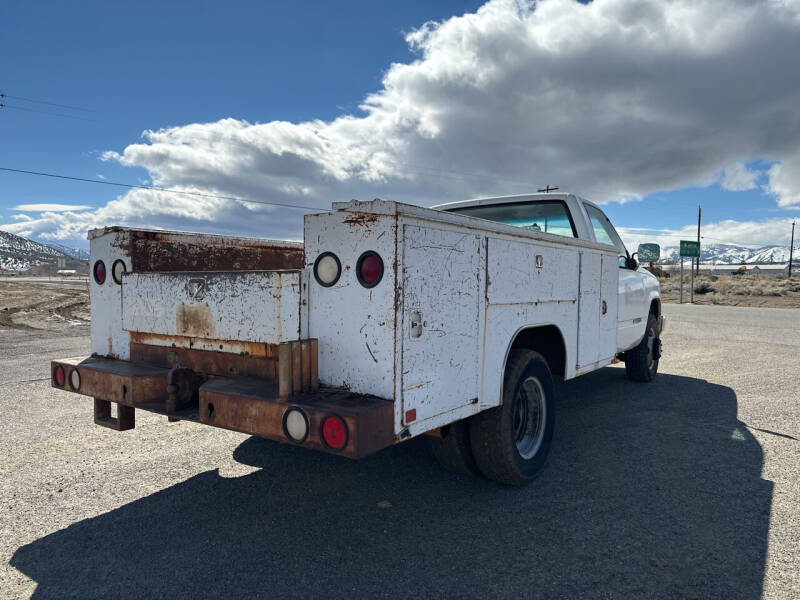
xmin=694 ymin=279 xmax=715 ymax=294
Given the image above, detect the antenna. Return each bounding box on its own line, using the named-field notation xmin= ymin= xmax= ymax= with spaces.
xmin=537 ymin=185 xmax=559 ymax=193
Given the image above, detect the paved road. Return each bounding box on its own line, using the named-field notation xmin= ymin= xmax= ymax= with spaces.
xmin=1 ymin=304 xmax=798 ymax=599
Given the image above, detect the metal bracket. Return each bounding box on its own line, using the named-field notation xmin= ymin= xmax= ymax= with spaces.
xmin=94 ymin=398 xmax=135 ymax=431
xmin=166 ymin=367 xmax=204 ymax=413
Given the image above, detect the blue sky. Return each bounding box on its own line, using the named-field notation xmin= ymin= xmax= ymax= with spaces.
xmin=2 ymin=0 xmax=799 ymax=250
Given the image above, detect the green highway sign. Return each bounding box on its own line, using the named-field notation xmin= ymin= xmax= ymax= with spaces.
xmin=680 ymin=240 xmax=700 ymax=258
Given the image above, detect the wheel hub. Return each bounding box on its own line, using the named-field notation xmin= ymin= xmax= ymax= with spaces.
xmin=513 ymin=376 xmax=546 ymax=459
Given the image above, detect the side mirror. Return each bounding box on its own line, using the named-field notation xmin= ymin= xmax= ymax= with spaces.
xmin=637 ymin=243 xmax=660 ymax=263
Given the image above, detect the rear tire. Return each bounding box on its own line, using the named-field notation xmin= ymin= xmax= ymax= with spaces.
xmin=469 ymin=350 xmax=555 ymax=486
xmin=430 ymin=419 xmax=480 ymax=476
xmin=625 ymin=313 xmax=661 ymax=382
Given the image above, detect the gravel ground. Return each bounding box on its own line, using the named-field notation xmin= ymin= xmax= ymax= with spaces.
xmin=1 ymin=302 xmax=798 ymax=599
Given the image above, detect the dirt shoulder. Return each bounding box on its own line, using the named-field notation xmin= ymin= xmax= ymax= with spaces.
xmin=0 ymin=281 xmax=90 ymax=331
xmin=658 ymin=274 xmax=800 ymax=308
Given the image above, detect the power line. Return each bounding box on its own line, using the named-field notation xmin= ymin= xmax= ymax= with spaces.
xmin=0 ymin=92 xmax=94 ymax=112
xmin=0 ymin=167 xmax=330 ymax=212
xmin=0 ymin=103 xmax=96 ymax=122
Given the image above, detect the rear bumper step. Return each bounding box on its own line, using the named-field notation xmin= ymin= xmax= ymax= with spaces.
xmin=51 ymin=356 xmax=394 ymax=459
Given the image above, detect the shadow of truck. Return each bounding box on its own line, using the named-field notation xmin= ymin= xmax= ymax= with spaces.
xmin=11 ymin=369 xmax=772 ymax=599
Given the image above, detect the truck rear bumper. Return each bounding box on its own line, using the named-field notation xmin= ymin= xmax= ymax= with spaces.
xmin=50 ymin=356 xmax=394 ymax=459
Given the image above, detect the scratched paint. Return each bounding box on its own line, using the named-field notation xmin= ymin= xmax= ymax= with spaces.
xmin=400 ymin=225 xmax=481 ymax=424
xmin=122 ymin=271 xmax=301 ymax=344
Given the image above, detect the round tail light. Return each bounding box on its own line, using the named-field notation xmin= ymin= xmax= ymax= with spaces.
xmin=93 ymin=260 xmax=106 ymax=284
xmin=313 ymin=252 xmax=341 ymax=287
xmin=321 ymin=415 xmax=348 ymax=450
xmin=69 ymin=368 xmax=81 ymax=391
xmin=53 ymin=365 xmax=65 ymax=387
xmin=283 ymin=407 xmax=309 ymax=443
xmin=356 ymin=251 xmax=383 ymax=288
xmin=111 ymin=259 xmax=127 ymax=285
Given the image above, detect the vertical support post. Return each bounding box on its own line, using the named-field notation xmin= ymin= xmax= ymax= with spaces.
xmin=680 ymin=258 xmax=684 ymax=304
xmin=310 ymin=339 xmax=319 ymax=392
xmin=690 ymin=260 xmax=695 ymax=304
xmin=291 ymin=341 xmax=302 ymax=395
xmin=278 ymin=342 xmax=293 ymax=400
xmin=300 ymin=339 xmax=311 ymax=393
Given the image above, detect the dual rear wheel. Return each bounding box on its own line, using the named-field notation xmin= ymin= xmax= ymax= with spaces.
xmin=430 ymin=349 xmax=555 ymax=486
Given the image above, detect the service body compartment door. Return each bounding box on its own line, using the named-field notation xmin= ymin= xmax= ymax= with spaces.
xmin=598 ymin=254 xmax=618 ymax=362
xmin=577 ymin=251 xmax=619 ymax=370
xmin=577 ymin=252 xmax=601 ymax=368
xmin=401 ymin=225 xmax=482 ymax=424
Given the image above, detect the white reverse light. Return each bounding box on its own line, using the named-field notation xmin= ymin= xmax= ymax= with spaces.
xmin=314 ymin=252 xmax=341 ymax=287
xmin=283 ymin=408 xmax=309 ymax=443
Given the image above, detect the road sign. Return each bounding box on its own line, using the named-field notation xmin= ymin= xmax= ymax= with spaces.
xmin=680 ymin=240 xmax=700 ymax=258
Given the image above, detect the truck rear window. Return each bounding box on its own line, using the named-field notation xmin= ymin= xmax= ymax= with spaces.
xmin=447 ymin=200 xmax=577 ymax=238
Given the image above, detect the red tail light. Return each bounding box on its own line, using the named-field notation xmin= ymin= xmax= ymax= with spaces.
xmin=53 ymin=365 xmax=65 ymax=387
xmin=93 ymin=260 xmax=106 ymax=284
xmin=321 ymin=415 xmax=348 ymax=450
xmin=356 ymin=251 xmax=383 ymax=288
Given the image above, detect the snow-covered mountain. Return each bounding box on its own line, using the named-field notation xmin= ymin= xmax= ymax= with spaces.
xmin=0 ymin=229 xmax=69 ymax=271
xmin=42 ymin=241 xmax=90 ymax=260
xmin=659 ymin=243 xmax=794 ymax=264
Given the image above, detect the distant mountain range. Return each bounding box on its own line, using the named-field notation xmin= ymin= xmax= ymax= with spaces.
xmin=659 ymin=243 xmax=795 ymax=265
xmin=0 ymin=229 xmax=69 ymax=271
xmin=41 ymin=241 xmax=90 ymax=260
xmin=0 ymin=228 xmax=795 ymax=271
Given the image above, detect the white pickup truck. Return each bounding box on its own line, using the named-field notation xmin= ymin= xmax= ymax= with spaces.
xmin=51 ymin=193 xmax=664 ymax=485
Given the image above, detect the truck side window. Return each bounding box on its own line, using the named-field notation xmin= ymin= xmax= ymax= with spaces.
xmin=583 ymin=204 xmax=630 ymax=265
xmin=449 ymin=200 xmax=578 ymax=238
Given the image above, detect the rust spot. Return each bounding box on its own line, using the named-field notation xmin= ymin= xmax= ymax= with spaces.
xmin=342 ymin=212 xmax=380 ymax=227
xmin=176 ymin=303 xmax=215 ymax=338
xmin=128 ymin=231 xmax=304 ymax=272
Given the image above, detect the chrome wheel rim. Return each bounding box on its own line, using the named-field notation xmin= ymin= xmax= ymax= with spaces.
xmin=513 ymin=376 xmax=546 ymax=459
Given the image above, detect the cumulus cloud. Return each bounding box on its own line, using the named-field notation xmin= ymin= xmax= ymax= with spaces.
xmin=3 ymin=0 xmax=800 ymax=245
xmin=718 ymin=163 xmax=761 ymax=192
xmin=13 ymin=203 xmax=92 ymax=212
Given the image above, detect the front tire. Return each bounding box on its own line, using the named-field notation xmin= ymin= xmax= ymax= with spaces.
xmin=469 ymin=350 xmax=555 ymax=486
xmin=625 ymin=312 xmax=661 ymax=382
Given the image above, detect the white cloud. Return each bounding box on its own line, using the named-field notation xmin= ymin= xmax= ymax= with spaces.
xmin=619 ymin=217 xmax=798 ymax=251
xmin=766 ymin=155 xmax=800 ymax=208
xmin=3 ymin=0 xmax=800 ymax=245
xmin=719 ymin=163 xmax=761 ymax=192
xmin=13 ymin=203 xmax=92 ymax=212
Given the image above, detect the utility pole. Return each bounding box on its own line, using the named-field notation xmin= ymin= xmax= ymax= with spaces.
xmin=790 ymin=221 xmax=796 ymax=279
xmin=696 ymin=205 xmax=701 ymax=276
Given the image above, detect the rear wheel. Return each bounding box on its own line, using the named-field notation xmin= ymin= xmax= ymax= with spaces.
xmin=430 ymin=419 xmax=480 ymax=476
xmin=625 ymin=312 xmax=661 ymax=382
xmin=469 ymin=350 xmax=555 ymax=486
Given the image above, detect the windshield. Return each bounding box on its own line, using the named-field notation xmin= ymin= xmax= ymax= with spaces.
xmin=447 ymin=200 xmax=577 ymax=238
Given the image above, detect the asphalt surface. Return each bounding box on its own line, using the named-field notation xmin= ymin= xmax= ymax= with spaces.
xmin=1 ymin=303 xmax=798 ymax=599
